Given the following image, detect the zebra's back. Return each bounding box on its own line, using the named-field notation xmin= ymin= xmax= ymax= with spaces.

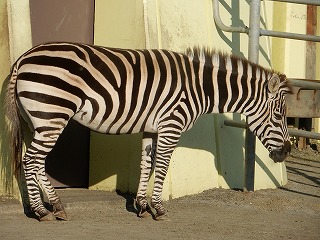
xmin=15 ymin=42 xmax=193 ymax=134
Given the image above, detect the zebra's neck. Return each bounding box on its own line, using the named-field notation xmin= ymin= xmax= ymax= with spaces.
xmin=187 ymin=49 xmax=269 ymax=117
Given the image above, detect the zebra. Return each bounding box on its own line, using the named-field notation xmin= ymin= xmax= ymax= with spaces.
xmin=4 ymin=42 xmax=291 ymax=221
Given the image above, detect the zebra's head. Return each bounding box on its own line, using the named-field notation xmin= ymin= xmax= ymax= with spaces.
xmin=248 ymin=73 xmax=292 ymax=163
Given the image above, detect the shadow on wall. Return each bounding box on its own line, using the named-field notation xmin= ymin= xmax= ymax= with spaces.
xmin=89 ymin=114 xmax=219 ymax=194
xmin=89 ymin=132 xmax=142 ymax=193
xmin=216 ymin=0 xmax=271 ymax=66
xmin=215 ymin=113 xmax=245 ymax=189
xmin=45 ymin=120 xmax=90 ymax=188
xmin=216 ymin=0 xmax=246 ymax=58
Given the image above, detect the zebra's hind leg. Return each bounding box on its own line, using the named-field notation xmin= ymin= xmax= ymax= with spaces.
xmin=22 ymin=145 xmax=54 ymax=221
xmin=136 ymin=132 xmax=157 ymax=218
xmin=23 ymin=129 xmax=66 ymax=221
xmin=37 ymin=166 xmax=68 ymax=220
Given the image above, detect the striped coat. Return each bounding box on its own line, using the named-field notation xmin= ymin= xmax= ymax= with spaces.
xmin=5 ymin=42 xmax=291 ymax=221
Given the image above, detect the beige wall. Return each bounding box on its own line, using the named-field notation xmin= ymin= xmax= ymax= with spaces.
xmin=0 ymin=0 xmax=15 ymax=197
xmin=0 ymin=0 xmax=32 ymax=198
xmin=90 ymin=0 xmax=146 ymax=194
xmin=90 ymin=0 xmax=288 ymax=200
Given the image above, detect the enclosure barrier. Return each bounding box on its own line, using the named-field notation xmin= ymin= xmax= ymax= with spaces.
xmin=213 ymin=0 xmax=320 ymax=42
xmin=224 ymin=120 xmax=320 ymax=140
xmin=288 ymin=78 xmax=320 ymax=90
xmin=224 ymin=77 xmax=320 ymax=140
xmin=213 ymin=0 xmax=320 ymax=191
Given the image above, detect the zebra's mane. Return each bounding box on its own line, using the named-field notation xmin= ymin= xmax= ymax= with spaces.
xmin=185 ymin=47 xmax=288 ymax=84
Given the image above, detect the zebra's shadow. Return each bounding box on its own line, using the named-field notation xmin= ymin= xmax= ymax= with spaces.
xmin=116 ymin=190 xmax=139 ymax=215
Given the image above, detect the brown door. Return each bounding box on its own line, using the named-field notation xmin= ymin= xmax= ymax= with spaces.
xmin=29 ymin=0 xmax=94 ymax=188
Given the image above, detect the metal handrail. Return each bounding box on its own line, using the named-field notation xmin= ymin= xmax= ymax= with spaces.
xmin=287 ymin=78 xmax=320 ymax=90
xmin=266 ymin=0 xmax=320 ymax=6
xmin=212 ymin=0 xmax=248 ymax=34
xmin=212 ymin=0 xmax=320 ymax=42
xmin=224 ymin=120 xmax=320 ymax=140
xmin=213 ymin=0 xmax=320 ymax=191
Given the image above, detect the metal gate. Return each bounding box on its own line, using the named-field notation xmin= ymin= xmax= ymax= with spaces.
xmin=213 ymin=0 xmax=320 ymax=191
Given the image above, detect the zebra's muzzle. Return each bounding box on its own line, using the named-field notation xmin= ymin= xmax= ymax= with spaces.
xmin=269 ymin=141 xmax=291 ymax=163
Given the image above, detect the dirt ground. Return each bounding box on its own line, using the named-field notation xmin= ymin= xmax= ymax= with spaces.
xmin=0 ymin=143 xmax=319 ymax=240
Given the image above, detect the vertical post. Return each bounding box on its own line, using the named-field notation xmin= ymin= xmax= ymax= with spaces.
xmin=244 ymin=0 xmax=261 ymax=192
xmin=304 ymin=5 xmax=317 ymax=145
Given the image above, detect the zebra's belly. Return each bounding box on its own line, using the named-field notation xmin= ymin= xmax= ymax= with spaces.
xmin=72 ymin=101 xmax=159 ymax=134
xmin=72 ymin=115 xmax=158 ymax=134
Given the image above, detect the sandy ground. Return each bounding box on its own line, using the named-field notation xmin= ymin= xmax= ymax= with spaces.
xmin=0 ymin=145 xmax=319 ymax=240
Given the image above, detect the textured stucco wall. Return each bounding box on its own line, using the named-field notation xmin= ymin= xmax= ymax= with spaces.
xmin=0 ymin=0 xmax=32 ymax=198
xmin=90 ymin=0 xmax=288 ymax=200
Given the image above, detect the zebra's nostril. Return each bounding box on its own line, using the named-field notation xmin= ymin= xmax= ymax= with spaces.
xmin=284 ymin=140 xmax=291 ymax=154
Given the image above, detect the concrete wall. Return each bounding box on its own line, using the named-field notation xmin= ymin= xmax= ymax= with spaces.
xmin=90 ymin=0 xmax=288 ymax=200
xmin=90 ymin=0 xmax=146 ymax=195
xmin=0 ymin=0 xmax=32 ymax=198
xmin=0 ymin=0 xmax=15 ymax=197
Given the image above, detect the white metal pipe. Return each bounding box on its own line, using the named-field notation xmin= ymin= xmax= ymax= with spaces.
xmin=248 ymin=0 xmax=261 ymax=63
xmin=224 ymin=120 xmax=320 ymax=140
xmin=260 ymin=29 xmax=320 ymax=42
xmin=266 ymin=0 xmax=320 ymax=6
xmin=244 ymin=0 xmax=263 ymax=192
xmin=287 ymin=79 xmax=320 ymax=90
xmin=212 ymin=0 xmax=320 ymax=42
xmin=212 ymin=0 xmax=248 ymax=34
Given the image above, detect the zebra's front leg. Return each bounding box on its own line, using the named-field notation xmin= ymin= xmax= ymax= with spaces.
xmin=37 ymin=166 xmax=67 ymax=220
xmin=151 ymin=128 xmax=181 ymax=220
xmin=136 ymin=133 xmax=157 ymax=218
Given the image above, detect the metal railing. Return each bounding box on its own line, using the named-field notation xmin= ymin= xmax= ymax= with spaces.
xmin=213 ymin=0 xmax=320 ymax=42
xmin=288 ymin=78 xmax=320 ymax=90
xmin=213 ymin=0 xmax=320 ymax=191
xmin=224 ymin=120 xmax=320 ymax=140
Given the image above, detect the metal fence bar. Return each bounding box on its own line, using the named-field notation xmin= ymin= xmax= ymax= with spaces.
xmin=287 ymin=78 xmax=320 ymax=89
xmin=244 ymin=0 xmax=262 ymax=192
xmin=213 ymin=0 xmax=319 ymax=192
xmin=224 ymin=120 xmax=247 ymax=129
xmin=260 ymin=29 xmax=320 ymax=42
xmin=224 ymin=120 xmax=320 ymax=140
xmin=212 ymin=0 xmax=248 ymax=34
xmin=288 ymin=128 xmax=320 ymax=140
xmin=212 ymin=0 xmax=320 ymax=42
xmin=266 ymin=0 xmax=320 ymax=6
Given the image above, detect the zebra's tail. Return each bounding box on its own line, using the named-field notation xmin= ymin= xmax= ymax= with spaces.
xmin=4 ymin=64 xmax=23 ymax=178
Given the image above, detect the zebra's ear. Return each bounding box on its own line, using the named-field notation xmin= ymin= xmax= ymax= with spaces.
xmin=268 ymin=74 xmax=280 ymax=94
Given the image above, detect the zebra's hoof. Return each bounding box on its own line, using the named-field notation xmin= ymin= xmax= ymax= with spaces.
xmin=138 ymin=209 xmax=151 ymax=218
xmin=138 ymin=207 xmax=154 ymax=219
xmin=54 ymin=209 xmax=68 ymax=221
xmin=39 ymin=212 xmax=56 ymax=221
xmin=154 ymin=211 xmax=170 ymax=221
xmin=137 ymin=204 xmax=154 ymax=219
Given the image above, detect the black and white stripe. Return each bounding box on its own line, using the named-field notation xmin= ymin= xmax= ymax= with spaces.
xmin=5 ymin=42 xmax=291 ymax=220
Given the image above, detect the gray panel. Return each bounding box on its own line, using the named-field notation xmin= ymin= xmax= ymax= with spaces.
xmin=29 ymin=0 xmax=94 ymax=187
